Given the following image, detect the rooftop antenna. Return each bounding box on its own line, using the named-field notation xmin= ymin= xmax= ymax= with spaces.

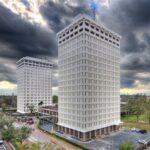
xmin=90 ymin=0 xmax=98 ymax=20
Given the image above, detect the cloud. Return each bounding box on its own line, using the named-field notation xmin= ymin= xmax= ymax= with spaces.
xmin=0 ymin=81 xmax=17 ymax=90
xmin=0 ymin=3 xmax=57 ymax=90
xmin=40 ymin=0 xmax=90 ymax=33
xmin=1 ymin=0 xmax=150 ymax=95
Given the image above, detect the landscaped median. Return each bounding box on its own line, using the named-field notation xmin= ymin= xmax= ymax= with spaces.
xmin=38 ymin=124 xmax=90 ymax=150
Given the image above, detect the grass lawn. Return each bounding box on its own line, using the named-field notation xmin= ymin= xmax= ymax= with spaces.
xmin=121 ymin=114 xmax=148 ymax=123
xmin=122 ymin=114 xmax=150 ymax=131
xmin=123 ymin=122 xmax=150 ymax=131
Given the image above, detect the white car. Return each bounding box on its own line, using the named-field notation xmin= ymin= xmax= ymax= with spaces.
xmin=131 ymin=128 xmax=140 ymax=132
xmin=138 ymin=139 xmax=147 ymax=144
xmin=0 ymin=140 xmax=4 ymax=145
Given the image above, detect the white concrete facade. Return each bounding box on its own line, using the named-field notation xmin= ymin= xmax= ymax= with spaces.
xmin=57 ymin=14 xmax=121 ymax=134
xmin=17 ymin=57 xmax=53 ymax=113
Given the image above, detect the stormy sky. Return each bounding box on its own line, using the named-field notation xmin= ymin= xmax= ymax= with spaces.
xmin=0 ymin=0 xmax=150 ymax=95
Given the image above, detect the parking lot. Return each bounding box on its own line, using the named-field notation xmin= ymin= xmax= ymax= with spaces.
xmin=82 ymin=129 xmax=150 ymax=150
xmin=56 ymin=129 xmax=150 ymax=150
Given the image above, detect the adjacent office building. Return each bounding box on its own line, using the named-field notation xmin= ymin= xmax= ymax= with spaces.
xmin=17 ymin=57 xmax=53 ymax=113
xmin=57 ymin=14 xmax=121 ymax=141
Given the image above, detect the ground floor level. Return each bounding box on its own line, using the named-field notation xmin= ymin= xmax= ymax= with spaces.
xmin=58 ymin=125 xmax=119 ymax=141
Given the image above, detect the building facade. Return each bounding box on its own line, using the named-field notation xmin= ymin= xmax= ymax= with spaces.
xmin=57 ymin=15 xmax=121 ymax=141
xmin=17 ymin=57 xmax=53 ymax=113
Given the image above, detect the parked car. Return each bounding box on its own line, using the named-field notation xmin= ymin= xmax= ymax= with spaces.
xmin=138 ymin=139 xmax=147 ymax=144
xmin=139 ymin=129 xmax=147 ymax=134
xmin=27 ymin=120 xmax=34 ymax=125
xmin=138 ymin=138 xmax=150 ymax=145
xmin=131 ymin=128 xmax=140 ymax=132
xmin=0 ymin=140 xmax=4 ymax=145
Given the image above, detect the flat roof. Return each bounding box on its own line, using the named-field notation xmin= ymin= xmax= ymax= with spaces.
xmin=17 ymin=56 xmax=53 ymax=66
xmin=57 ymin=14 xmax=121 ymax=39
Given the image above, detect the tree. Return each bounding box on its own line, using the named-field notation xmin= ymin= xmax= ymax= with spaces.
xmin=119 ymin=142 xmax=135 ymax=150
xmin=133 ymin=97 xmax=146 ymax=122
xmin=144 ymin=100 xmax=150 ymax=124
xmin=0 ymin=114 xmax=14 ymax=130
xmin=53 ymin=95 xmax=58 ymax=104
xmin=26 ymin=104 xmax=34 ymax=114
xmin=1 ymin=127 xmax=14 ymax=142
xmin=15 ymin=127 xmax=31 ymax=143
xmin=1 ymin=103 xmax=7 ymax=112
xmin=38 ymin=101 xmax=43 ymax=106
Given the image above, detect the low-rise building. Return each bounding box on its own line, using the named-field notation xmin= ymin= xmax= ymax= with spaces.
xmin=38 ymin=105 xmax=58 ymax=123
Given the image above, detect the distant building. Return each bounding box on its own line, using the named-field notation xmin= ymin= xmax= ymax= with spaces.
xmin=17 ymin=57 xmax=53 ymax=113
xmin=57 ymin=14 xmax=121 ymax=141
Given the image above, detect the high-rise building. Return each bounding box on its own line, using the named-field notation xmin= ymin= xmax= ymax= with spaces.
xmin=17 ymin=57 xmax=53 ymax=113
xmin=57 ymin=14 xmax=121 ymax=141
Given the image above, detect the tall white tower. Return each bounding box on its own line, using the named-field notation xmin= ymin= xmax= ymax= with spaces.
xmin=17 ymin=57 xmax=53 ymax=113
xmin=57 ymin=14 xmax=121 ymax=141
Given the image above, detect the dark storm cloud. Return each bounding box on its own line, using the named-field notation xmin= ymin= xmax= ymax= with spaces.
xmin=100 ymin=0 xmax=150 ymax=89
xmin=0 ymin=4 xmax=57 ymax=60
xmin=0 ymin=3 xmax=57 ymax=84
xmin=1 ymin=0 xmax=150 ymax=92
xmin=40 ymin=1 xmax=90 ymax=33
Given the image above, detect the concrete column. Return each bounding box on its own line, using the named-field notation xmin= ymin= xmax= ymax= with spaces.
xmin=99 ymin=129 xmax=101 ymax=135
xmin=89 ymin=131 xmax=91 ymax=139
xmin=83 ymin=132 xmax=86 ymax=141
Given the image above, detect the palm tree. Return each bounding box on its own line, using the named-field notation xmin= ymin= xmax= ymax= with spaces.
xmin=38 ymin=101 xmax=43 ymax=106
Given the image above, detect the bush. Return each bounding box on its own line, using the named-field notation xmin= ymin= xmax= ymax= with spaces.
xmin=119 ymin=142 xmax=135 ymax=150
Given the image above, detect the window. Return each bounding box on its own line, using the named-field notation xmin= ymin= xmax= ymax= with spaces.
xmin=91 ymin=31 xmax=94 ymax=35
xmin=75 ymin=25 xmax=78 ymax=29
xmin=79 ymin=22 xmax=83 ymax=26
xmin=79 ymin=28 xmax=83 ymax=32
xmin=74 ymin=31 xmax=78 ymax=35
xmin=96 ymin=28 xmax=99 ymax=31
xmin=85 ymin=28 xmax=89 ymax=32
xmin=96 ymin=33 xmax=99 ymax=37
xmin=85 ymin=22 xmax=89 ymax=26
xmin=91 ymin=25 xmax=94 ymax=29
